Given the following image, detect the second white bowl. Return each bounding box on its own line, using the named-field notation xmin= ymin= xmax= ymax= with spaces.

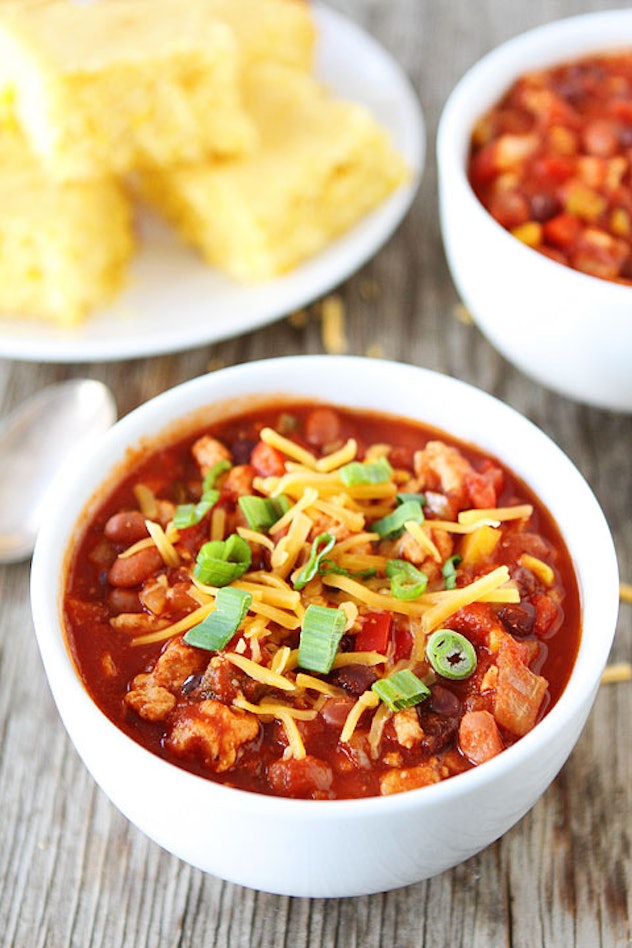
xmin=438 ymin=11 xmax=632 ymax=412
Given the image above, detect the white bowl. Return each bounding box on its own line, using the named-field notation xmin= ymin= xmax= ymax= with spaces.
xmin=437 ymin=11 xmax=632 ymax=413
xmin=30 ymin=356 xmax=619 ymax=897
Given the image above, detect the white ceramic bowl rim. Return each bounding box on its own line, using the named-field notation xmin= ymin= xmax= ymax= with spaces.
xmin=437 ymin=8 xmax=632 ymax=298
xmin=31 ymin=356 xmax=620 ymax=823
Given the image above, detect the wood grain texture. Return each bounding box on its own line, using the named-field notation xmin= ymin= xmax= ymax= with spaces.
xmin=0 ymin=1 xmax=630 ymax=945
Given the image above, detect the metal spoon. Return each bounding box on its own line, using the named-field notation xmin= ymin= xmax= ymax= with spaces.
xmin=0 ymin=379 xmax=117 ymax=564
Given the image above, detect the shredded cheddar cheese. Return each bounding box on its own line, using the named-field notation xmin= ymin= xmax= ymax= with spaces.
xmin=519 ymin=553 xmax=555 ymax=586
xmin=458 ymin=505 xmax=533 ymax=525
xmin=132 ymin=601 xmax=215 ymax=646
xmin=315 ymin=438 xmax=357 ymax=472
xmin=225 ymin=652 xmax=295 ymax=691
xmin=133 ymin=484 xmax=158 ymax=519
xmin=210 ymin=506 xmax=226 ymax=541
xmin=340 ymin=690 xmax=380 ymax=743
xmin=619 ymin=582 xmax=632 ymax=604
xmin=404 ymin=519 xmax=443 ymax=563
xmin=270 ymin=511 xmax=312 ymax=578
xmin=260 ymin=426 xmax=318 ymax=469
xmin=145 ymin=520 xmax=180 ymax=568
xmin=601 ymin=662 xmax=632 ymax=684
xmin=236 ymin=526 xmax=275 ymax=551
xmin=320 ymin=293 xmax=347 ymax=355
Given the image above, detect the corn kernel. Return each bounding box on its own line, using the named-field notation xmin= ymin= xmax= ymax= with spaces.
xmin=547 ymin=124 xmax=578 ymax=156
xmin=610 ymin=207 xmax=631 ymax=238
xmin=565 ymin=183 xmax=607 ymax=221
xmin=510 ymin=221 xmax=542 ymax=247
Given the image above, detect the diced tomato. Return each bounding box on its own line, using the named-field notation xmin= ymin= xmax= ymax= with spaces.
xmin=459 ymin=710 xmax=504 ymax=765
xmin=488 ymin=190 xmax=531 ymax=229
xmin=303 ymin=407 xmax=342 ymax=448
xmin=249 ymin=441 xmax=286 ymax=477
xmin=464 ymin=462 xmax=503 ymax=509
xmin=355 ymin=612 xmax=392 ymax=653
xmin=267 ymin=754 xmax=333 ymax=799
xmin=608 ymin=99 xmax=632 ymax=124
xmin=469 ymin=142 xmax=501 ymax=185
xmin=493 ymin=637 xmax=548 ymax=737
xmin=542 ymin=212 xmax=583 ymax=249
xmin=531 ymin=154 xmax=576 ymax=184
xmin=532 ymin=592 xmax=563 ymax=638
xmin=539 ymin=246 xmax=569 ymax=265
xmin=449 ymin=602 xmax=503 ymax=647
xmin=581 ymin=119 xmax=620 ymax=159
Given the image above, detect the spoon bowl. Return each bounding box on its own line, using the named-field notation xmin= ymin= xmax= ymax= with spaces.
xmin=0 ymin=379 xmax=116 ymax=563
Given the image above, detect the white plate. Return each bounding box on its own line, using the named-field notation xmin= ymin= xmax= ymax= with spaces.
xmin=0 ymin=4 xmax=424 ymax=363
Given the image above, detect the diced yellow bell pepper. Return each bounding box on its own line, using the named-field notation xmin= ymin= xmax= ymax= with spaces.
xmin=460 ymin=525 xmax=501 ymax=566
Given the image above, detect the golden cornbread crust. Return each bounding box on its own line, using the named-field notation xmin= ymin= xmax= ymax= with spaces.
xmin=0 ymin=0 xmax=257 ymax=180
xmin=0 ymin=124 xmax=133 ymax=326
xmin=138 ymin=64 xmax=409 ymax=282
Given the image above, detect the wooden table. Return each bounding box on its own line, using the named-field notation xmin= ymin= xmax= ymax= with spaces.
xmin=1 ymin=1 xmax=630 ymax=944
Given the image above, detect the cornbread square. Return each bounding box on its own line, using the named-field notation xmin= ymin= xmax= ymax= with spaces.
xmin=0 ymin=0 xmax=256 ymax=181
xmin=0 ymin=124 xmax=133 ymax=326
xmin=204 ymin=0 xmax=316 ymax=74
xmin=138 ymin=64 xmax=409 ymax=281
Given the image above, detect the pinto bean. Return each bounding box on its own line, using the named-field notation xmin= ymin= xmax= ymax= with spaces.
xmin=303 ymin=407 xmax=342 ymax=448
xmin=104 ymin=510 xmax=149 ymax=546
xmin=108 ymin=546 xmax=164 ymax=588
xmin=250 ymin=441 xmax=286 ymax=477
xmin=108 ymin=587 xmax=143 ymax=614
xmin=459 ymin=710 xmax=504 ymax=765
xmin=320 ymin=695 xmax=357 ymax=727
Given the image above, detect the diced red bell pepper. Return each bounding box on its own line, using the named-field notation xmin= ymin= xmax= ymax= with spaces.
xmin=392 ymin=624 xmax=413 ymax=662
xmin=355 ymin=612 xmax=392 ymax=653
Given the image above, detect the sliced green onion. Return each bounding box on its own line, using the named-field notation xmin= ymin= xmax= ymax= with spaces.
xmin=202 ymin=459 xmax=232 ymax=492
xmin=184 ymin=587 xmax=252 ymax=651
xmin=319 ymin=560 xmax=377 ymax=581
xmin=442 ymin=554 xmax=462 ymax=590
xmin=339 ymin=456 xmax=393 ymax=486
xmin=298 ymin=604 xmax=347 ymax=674
xmin=371 ymin=669 xmax=430 ymax=711
xmin=385 ymin=559 xmax=428 ymax=600
xmin=193 ymin=533 xmax=252 ymax=586
xmin=173 ymin=489 xmax=220 ymax=529
xmin=293 ymin=533 xmax=336 ymax=590
xmin=426 ymin=629 xmax=477 ymax=680
xmin=396 ymin=491 xmax=427 ymax=507
xmin=371 ymin=499 xmax=425 ymax=539
xmin=277 ymin=413 xmax=298 ymax=435
xmin=238 ymin=494 xmax=290 ymax=533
